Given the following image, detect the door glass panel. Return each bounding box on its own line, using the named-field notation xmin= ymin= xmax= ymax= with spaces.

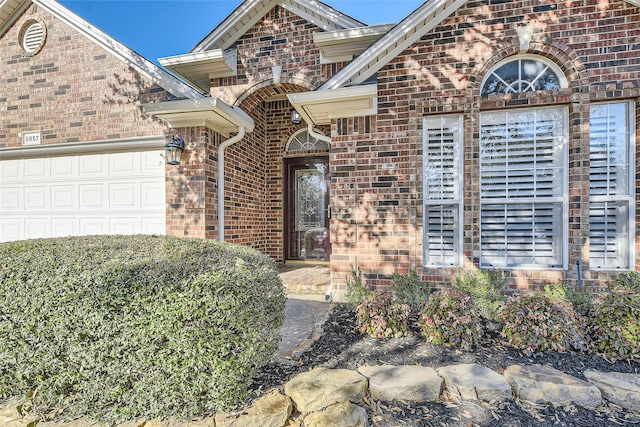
xmin=287 ymin=161 xmax=329 ymax=260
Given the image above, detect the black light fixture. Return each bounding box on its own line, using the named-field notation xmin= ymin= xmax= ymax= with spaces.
xmin=290 ymin=108 xmax=302 ymax=125
xmin=164 ymin=135 xmax=185 ymax=166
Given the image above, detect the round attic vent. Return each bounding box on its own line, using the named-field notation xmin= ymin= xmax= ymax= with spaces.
xmin=20 ymin=20 xmax=46 ymax=55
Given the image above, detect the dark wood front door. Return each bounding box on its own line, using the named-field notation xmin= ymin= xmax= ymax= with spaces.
xmin=284 ymin=157 xmax=330 ymax=261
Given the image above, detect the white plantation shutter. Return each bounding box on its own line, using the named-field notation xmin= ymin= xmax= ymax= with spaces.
xmin=480 ymin=107 xmax=567 ymax=268
xmin=589 ymin=102 xmax=633 ymax=269
xmin=423 ymin=115 xmax=463 ymax=266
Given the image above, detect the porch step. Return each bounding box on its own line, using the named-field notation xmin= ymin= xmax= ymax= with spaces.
xmin=279 ymin=264 xmax=330 ymax=296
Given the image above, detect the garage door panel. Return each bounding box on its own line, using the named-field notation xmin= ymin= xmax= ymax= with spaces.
xmin=25 ymin=218 xmax=48 ymax=239
xmin=79 ymin=184 xmax=106 ymax=209
xmin=51 ymin=185 xmax=77 ymax=210
xmin=110 ymin=183 xmax=137 ymax=209
xmin=51 ymin=218 xmax=76 ymax=238
xmin=110 ymin=217 xmax=137 ymax=235
xmin=0 ymin=149 xmax=166 ymax=242
xmin=51 ymin=157 xmax=76 ymax=178
xmin=141 ymin=151 xmax=165 ymax=172
xmin=24 ymin=158 xmax=48 ymax=181
xmin=110 ymin=152 xmax=137 ymax=176
xmin=24 ymin=186 xmax=48 ymax=209
xmin=141 ymin=182 xmax=165 ymax=208
xmin=1 ymin=187 xmax=21 ymax=211
xmin=0 ymin=160 xmax=19 ymax=181
xmin=79 ymin=155 xmax=107 ymax=177
xmin=0 ymin=219 xmax=21 ymax=242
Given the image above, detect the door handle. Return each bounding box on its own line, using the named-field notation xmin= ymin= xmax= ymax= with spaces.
xmin=327 ymin=206 xmax=332 ymax=219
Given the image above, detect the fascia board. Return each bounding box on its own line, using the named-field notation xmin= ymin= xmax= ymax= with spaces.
xmin=159 ymin=49 xmax=237 ymax=92
xmin=280 ymin=0 xmax=364 ymax=32
xmin=35 ymin=0 xmax=205 ymax=100
xmin=192 ymin=0 xmax=277 ymax=52
xmin=320 ymin=0 xmax=468 ymax=90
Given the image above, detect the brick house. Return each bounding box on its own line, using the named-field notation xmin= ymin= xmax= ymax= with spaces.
xmin=2 ymin=0 xmax=640 ymax=296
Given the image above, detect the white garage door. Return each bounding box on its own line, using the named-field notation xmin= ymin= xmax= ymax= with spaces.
xmin=0 ymin=150 xmax=166 ymax=242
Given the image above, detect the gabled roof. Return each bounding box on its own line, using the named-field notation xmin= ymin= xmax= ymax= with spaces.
xmin=0 ymin=0 xmax=204 ymax=99
xmin=191 ymin=0 xmax=365 ymax=53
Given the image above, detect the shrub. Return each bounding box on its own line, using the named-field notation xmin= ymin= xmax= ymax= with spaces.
xmin=606 ymin=271 xmax=640 ymax=292
xmin=391 ymin=269 xmax=431 ymax=313
xmin=345 ymin=266 xmax=371 ymax=306
xmin=356 ymin=292 xmax=411 ymax=339
xmin=453 ymin=269 xmax=505 ymax=320
xmin=589 ymin=289 xmax=640 ymax=361
xmin=0 ymin=235 xmax=286 ymax=423
xmin=544 ymin=281 xmax=593 ymax=317
xmin=497 ymin=292 xmax=588 ymax=356
xmin=418 ymin=290 xmax=484 ymax=351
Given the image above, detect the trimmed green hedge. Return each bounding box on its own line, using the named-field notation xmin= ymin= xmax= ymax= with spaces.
xmin=0 ymin=235 xmax=286 ymax=423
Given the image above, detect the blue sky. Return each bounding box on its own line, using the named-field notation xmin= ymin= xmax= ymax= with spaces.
xmin=58 ymin=1 xmax=424 ymax=65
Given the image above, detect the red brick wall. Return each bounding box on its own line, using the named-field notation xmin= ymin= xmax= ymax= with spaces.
xmin=330 ymin=0 xmax=640 ymax=292
xmin=0 ymin=4 xmax=169 ymax=148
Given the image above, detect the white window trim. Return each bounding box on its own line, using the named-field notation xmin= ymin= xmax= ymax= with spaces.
xmin=422 ymin=114 xmax=464 ymax=268
xmin=479 ymin=106 xmax=569 ymax=270
xmin=589 ymin=100 xmax=636 ymax=271
xmin=286 ymin=128 xmax=328 ymax=152
xmin=480 ymin=54 xmax=568 ymax=95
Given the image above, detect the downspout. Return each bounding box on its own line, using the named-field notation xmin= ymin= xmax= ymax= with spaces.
xmin=308 ymin=123 xmax=331 ymax=144
xmin=305 ymin=123 xmax=333 ymax=301
xmin=217 ymin=127 xmax=246 ymax=242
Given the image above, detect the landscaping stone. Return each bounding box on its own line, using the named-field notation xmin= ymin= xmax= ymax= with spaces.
xmin=438 ymin=363 xmax=512 ymax=401
xmin=284 ymin=367 xmax=367 ymax=413
xmin=215 ymin=389 xmax=292 ymax=427
xmin=0 ymin=399 xmax=38 ymax=427
xmin=303 ymin=401 xmax=368 ymax=427
xmin=504 ymin=364 xmax=602 ymax=408
xmin=584 ymin=370 xmax=640 ymax=412
xmin=357 ymin=365 xmax=442 ymax=402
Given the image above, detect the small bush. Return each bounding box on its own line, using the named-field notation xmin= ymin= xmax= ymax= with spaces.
xmin=544 ymin=281 xmax=593 ymax=317
xmin=589 ymin=289 xmax=640 ymax=361
xmin=453 ymin=269 xmax=505 ymax=320
xmin=606 ymin=271 xmax=640 ymax=292
xmin=391 ymin=269 xmax=431 ymax=313
xmin=418 ymin=290 xmax=484 ymax=351
xmin=356 ymin=292 xmax=411 ymax=339
xmin=497 ymin=292 xmax=588 ymax=356
xmin=345 ymin=266 xmax=371 ymax=306
xmin=0 ymin=235 xmax=286 ymax=423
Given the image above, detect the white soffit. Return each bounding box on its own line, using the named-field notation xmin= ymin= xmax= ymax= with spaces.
xmin=627 ymin=0 xmax=640 ymax=6
xmin=320 ymin=0 xmax=469 ymax=90
xmin=192 ymin=0 xmax=364 ymax=52
xmin=0 ymin=0 xmax=29 ymax=37
xmin=143 ymin=98 xmax=255 ymax=137
xmin=314 ymin=23 xmax=395 ymax=64
xmin=287 ymin=84 xmax=377 ymax=125
xmin=159 ymin=49 xmax=237 ymax=93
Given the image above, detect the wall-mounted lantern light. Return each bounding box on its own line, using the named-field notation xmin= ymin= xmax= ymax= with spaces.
xmin=164 ymin=135 xmax=185 ymax=165
xmin=290 ymin=108 xmax=302 ymax=125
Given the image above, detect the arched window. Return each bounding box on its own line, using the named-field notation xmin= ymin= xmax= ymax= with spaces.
xmin=481 ymin=56 xmax=566 ymax=96
xmin=286 ymin=130 xmax=329 ymax=152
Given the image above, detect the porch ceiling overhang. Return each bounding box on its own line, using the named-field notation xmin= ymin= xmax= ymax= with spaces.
xmin=142 ymin=97 xmax=254 ymax=137
xmin=287 ymin=84 xmax=377 ymax=126
xmin=314 ymin=24 xmax=395 ymax=64
xmin=0 ymin=0 xmax=28 ymax=36
xmin=159 ymin=49 xmax=237 ymax=93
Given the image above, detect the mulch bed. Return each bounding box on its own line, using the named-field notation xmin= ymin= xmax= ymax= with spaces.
xmin=251 ymin=304 xmax=640 ymax=427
